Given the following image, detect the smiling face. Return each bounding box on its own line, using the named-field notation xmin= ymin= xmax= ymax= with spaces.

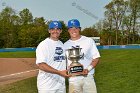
xmin=68 ymin=27 xmax=81 ymax=40
xmin=49 ymin=28 xmax=62 ymax=41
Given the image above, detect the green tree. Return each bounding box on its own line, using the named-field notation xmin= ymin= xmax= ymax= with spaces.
xmin=59 ymin=21 xmax=69 ymax=43
xmin=105 ymin=0 xmax=127 ymax=45
xmin=19 ymin=8 xmax=33 ymax=25
xmin=81 ymin=27 xmax=99 ymax=37
xmin=0 ymin=7 xmax=19 ymax=48
xmin=100 ymin=29 xmax=116 ymax=45
xmin=129 ymin=0 xmax=140 ymax=43
xmin=18 ymin=8 xmax=34 ymax=47
xmin=32 ymin=17 xmax=49 ymax=46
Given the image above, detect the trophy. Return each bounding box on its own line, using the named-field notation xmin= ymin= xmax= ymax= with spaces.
xmin=67 ymin=48 xmax=84 ymax=76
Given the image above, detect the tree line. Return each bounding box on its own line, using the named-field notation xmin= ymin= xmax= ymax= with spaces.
xmin=0 ymin=0 xmax=140 ymax=48
xmin=94 ymin=0 xmax=140 ymax=45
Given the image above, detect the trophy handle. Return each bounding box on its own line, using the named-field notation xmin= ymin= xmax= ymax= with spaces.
xmin=80 ymin=53 xmax=84 ymax=59
xmin=65 ymin=50 xmax=69 ymax=71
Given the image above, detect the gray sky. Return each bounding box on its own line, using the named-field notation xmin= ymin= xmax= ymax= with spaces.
xmin=0 ymin=0 xmax=111 ymax=29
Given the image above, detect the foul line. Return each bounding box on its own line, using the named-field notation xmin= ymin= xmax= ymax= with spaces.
xmin=0 ymin=69 xmax=39 ymax=78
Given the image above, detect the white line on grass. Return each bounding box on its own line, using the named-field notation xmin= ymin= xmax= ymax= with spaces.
xmin=0 ymin=69 xmax=39 ymax=78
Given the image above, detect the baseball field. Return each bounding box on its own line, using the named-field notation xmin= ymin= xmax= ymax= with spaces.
xmin=0 ymin=49 xmax=140 ymax=93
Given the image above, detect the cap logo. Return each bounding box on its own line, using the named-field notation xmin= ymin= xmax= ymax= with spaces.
xmin=54 ymin=22 xmax=58 ymax=26
xmin=71 ymin=20 xmax=75 ymax=26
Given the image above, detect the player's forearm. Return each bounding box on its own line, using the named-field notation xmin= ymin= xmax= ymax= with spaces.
xmin=86 ymin=58 xmax=99 ymax=72
xmin=37 ymin=63 xmax=71 ymax=78
xmin=91 ymin=58 xmax=100 ymax=68
xmin=38 ymin=63 xmax=60 ymax=74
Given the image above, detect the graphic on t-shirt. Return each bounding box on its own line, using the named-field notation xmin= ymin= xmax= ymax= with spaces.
xmin=54 ymin=47 xmax=65 ymax=62
xmin=55 ymin=47 xmax=63 ymax=55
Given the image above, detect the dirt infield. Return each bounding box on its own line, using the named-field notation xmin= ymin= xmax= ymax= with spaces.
xmin=0 ymin=58 xmax=38 ymax=86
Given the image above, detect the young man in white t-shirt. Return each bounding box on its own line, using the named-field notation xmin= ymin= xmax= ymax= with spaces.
xmin=64 ymin=19 xmax=101 ymax=93
xmin=36 ymin=21 xmax=70 ymax=93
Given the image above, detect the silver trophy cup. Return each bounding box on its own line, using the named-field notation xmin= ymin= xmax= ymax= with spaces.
xmin=67 ymin=48 xmax=84 ymax=76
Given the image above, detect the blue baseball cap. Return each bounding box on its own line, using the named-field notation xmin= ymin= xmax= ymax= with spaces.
xmin=49 ymin=21 xmax=62 ymax=29
xmin=68 ymin=19 xmax=81 ymax=28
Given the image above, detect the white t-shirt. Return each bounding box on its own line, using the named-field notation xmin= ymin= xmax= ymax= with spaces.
xmin=36 ymin=38 xmax=66 ymax=90
xmin=64 ymin=36 xmax=100 ymax=81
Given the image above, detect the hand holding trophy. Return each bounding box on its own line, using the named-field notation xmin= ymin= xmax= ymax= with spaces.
xmin=66 ymin=48 xmax=84 ymax=76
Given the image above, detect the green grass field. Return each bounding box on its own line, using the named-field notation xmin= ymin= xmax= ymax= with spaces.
xmin=0 ymin=51 xmax=35 ymax=58
xmin=96 ymin=49 xmax=140 ymax=93
xmin=0 ymin=49 xmax=140 ymax=93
